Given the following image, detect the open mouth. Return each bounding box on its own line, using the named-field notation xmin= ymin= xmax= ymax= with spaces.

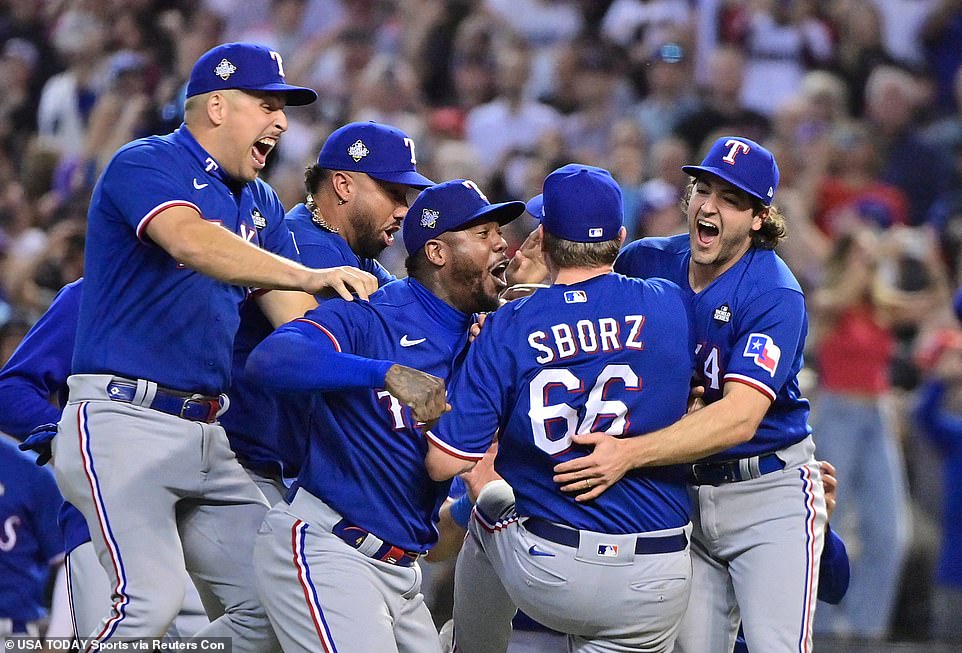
xmin=696 ymin=219 xmax=719 ymax=246
xmin=383 ymin=223 xmax=400 ymax=247
xmin=251 ymin=137 xmax=276 ymax=168
xmin=490 ymin=259 xmax=510 ymax=288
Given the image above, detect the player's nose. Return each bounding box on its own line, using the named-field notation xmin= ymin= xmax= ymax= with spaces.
xmin=273 ymin=109 xmax=288 ymax=133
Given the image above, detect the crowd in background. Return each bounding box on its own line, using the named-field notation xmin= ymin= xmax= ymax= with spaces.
xmin=1 ymin=0 xmax=962 ymax=645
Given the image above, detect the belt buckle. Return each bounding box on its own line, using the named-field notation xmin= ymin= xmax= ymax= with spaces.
xmin=718 ymin=461 xmax=740 ymax=483
xmin=179 ymin=396 xmax=218 ymax=422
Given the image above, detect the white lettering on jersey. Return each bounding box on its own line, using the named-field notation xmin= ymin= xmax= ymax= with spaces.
xmin=598 ymin=318 xmax=619 ymax=352
xmin=528 ymin=331 xmax=555 ymax=364
xmin=376 ymin=390 xmax=406 ymax=430
xmin=529 ymin=315 xmax=647 ymax=364
xmin=0 ymin=515 xmax=21 ymax=551
xmin=625 ymin=315 xmax=645 ymax=350
xmin=576 ymin=320 xmax=599 ymax=353
xmin=551 ymin=324 xmax=577 ymax=359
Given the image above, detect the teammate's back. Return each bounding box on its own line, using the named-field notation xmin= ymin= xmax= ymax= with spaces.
xmin=453 ymin=272 xmax=694 ymax=533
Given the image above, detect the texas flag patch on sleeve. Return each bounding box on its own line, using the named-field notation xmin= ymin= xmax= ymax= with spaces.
xmin=744 ymin=333 xmax=780 ymax=377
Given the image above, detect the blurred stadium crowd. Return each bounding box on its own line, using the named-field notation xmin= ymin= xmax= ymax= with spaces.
xmin=1 ymin=0 xmax=962 ymax=645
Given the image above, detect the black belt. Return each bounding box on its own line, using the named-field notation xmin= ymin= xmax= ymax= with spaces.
xmin=523 ymin=517 xmax=688 ymax=555
xmin=331 ymin=519 xmax=423 ymax=567
xmin=689 ymin=452 xmax=785 ymax=485
xmin=106 ymin=380 xmax=221 ymax=423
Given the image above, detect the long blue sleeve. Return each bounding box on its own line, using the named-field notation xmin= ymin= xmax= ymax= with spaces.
xmin=0 ymin=280 xmax=82 ymax=439
xmin=247 ymin=319 xmax=393 ymax=393
xmin=817 ymin=525 xmax=850 ymax=605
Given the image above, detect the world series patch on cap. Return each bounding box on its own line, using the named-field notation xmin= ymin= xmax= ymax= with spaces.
xmin=682 ymin=136 xmax=780 ymax=205
xmin=316 ymin=122 xmax=434 ymax=188
xmin=403 ymin=180 xmax=525 ymax=254
xmin=526 ymin=164 xmax=624 ymax=243
xmin=186 ymin=42 xmax=317 ymax=106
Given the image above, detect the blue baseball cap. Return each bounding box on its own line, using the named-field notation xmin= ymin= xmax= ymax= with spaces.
xmin=403 ymin=180 xmax=525 ymax=254
xmin=953 ymin=287 xmax=962 ymax=323
xmin=526 ymin=164 xmax=624 ymax=243
xmin=682 ymin=136 xmax=779 ymax=205
xmin=316 ymin=121 xmax=434 ymax=188
xmin=186 ymin=42 xmax=317 ymax=106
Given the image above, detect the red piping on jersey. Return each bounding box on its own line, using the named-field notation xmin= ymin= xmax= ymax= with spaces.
xmin=294 ymin=318 xmax=342 ymax=352
xmin=135 ymin=201 xmax=200 ymax=242
xmin=724 ymin=374 xmax=776 ymax=403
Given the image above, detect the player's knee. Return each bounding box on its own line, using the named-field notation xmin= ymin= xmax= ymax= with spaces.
xmin=475 ymin=480 xmax=516 ymax=522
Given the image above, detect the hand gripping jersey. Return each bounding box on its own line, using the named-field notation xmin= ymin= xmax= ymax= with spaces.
xmin=615 ymin=234 xmax=811 ymax=460
xmin=430 ymin=273 xmax=696 ymax=533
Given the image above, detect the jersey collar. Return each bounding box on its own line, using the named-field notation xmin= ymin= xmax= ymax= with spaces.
xmin=406 ymin=277 xmax=472 ymax=335
xmin=172 ymin=124 xmax=242 ymax=190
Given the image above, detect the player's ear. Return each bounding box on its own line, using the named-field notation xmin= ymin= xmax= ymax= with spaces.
xmin=331 ymin=171 xmax=354 ymax=204
xmin=617 ymin=226 xmax=627 ymax=245
xmin=751 ymin=208 xmax=767 ymax=232
xmin=206 ymin=91 xmax=228 ymax=126
xmin=424 ymin=238 xmax=446 ymax=268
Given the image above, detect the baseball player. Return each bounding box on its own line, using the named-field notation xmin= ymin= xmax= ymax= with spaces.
xmin=0 ymin=436 xmax=66 ymax=641
xmin=1 ymin=279 xmax=207 ymax=640
xmin=552 ymin=137 xmax=826 ymax=653
xmin=246 ymin=179 xmax=525 ymax=653
xmin=424 ymin=164 xmax=696 ymax=653
xmin=51 ymin=42 xmax=376 ymax=649
xmin=222 ymin=120 xmax=433 ymax=504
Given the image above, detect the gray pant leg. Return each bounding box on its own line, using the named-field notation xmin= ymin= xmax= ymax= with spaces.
xmin=65 ymin=542 xmax=112 ymax=640
xmin=255 ymin=496 xmax=442 ymax=653
xmin=179 ymin=426 xmax=276 ymax=653
xmin=53 ymin=396 xmax=190 ymax=640
xmin=453 ymin=483 xmax=518 ymax=653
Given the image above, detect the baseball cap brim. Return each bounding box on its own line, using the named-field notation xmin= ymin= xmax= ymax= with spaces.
xmin=368 ymin=169 xmax=436 ymax=189
xmin=463 ymin=200 xmax=527 ymax=229
xmin=525 ymin=194 xmax=544 ymax=219
xmin=246 ymin=82 xmax=318 ymax=106
xmin=681 ymin=165 xmax=770 ymax=204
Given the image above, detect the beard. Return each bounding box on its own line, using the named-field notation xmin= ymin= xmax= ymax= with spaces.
xmin=449 ymin=260 xmax=501 ymax=313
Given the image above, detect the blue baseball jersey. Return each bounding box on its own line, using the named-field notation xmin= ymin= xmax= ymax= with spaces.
xmin=429 ymin=274 xmax=695 ymax=534
xmin=221 ymin=205 xmax=398 ymax=479
xmin=614 ymin=235 xmax=811 ymax=461
xmin=0 ymin=280 xmax=90 ymax=554
xmin=73 ymin=125 xmax=299 ymax=395
xmin=285 ymin=203 xmax=398 ymax=286
xmin=0 ymin=438 xmax=65 ymax=621
xmin=272 ymin=278 xmax=471 ymax=552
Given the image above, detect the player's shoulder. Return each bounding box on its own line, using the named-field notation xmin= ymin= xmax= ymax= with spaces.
xmin=616 ymin=234 xmax=689 ymax=276
xmin=250 ymin=177 xmax=282 ymax=205
xmin=369 ymin=278 xmax=419 ymax=310
xmin=743 ymin=248 xmax=803 ymax=295
xmin=622 ymin=234 xmax=689 ymax=257
xmin=108 ymin=133 xmax=179 ymax=168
